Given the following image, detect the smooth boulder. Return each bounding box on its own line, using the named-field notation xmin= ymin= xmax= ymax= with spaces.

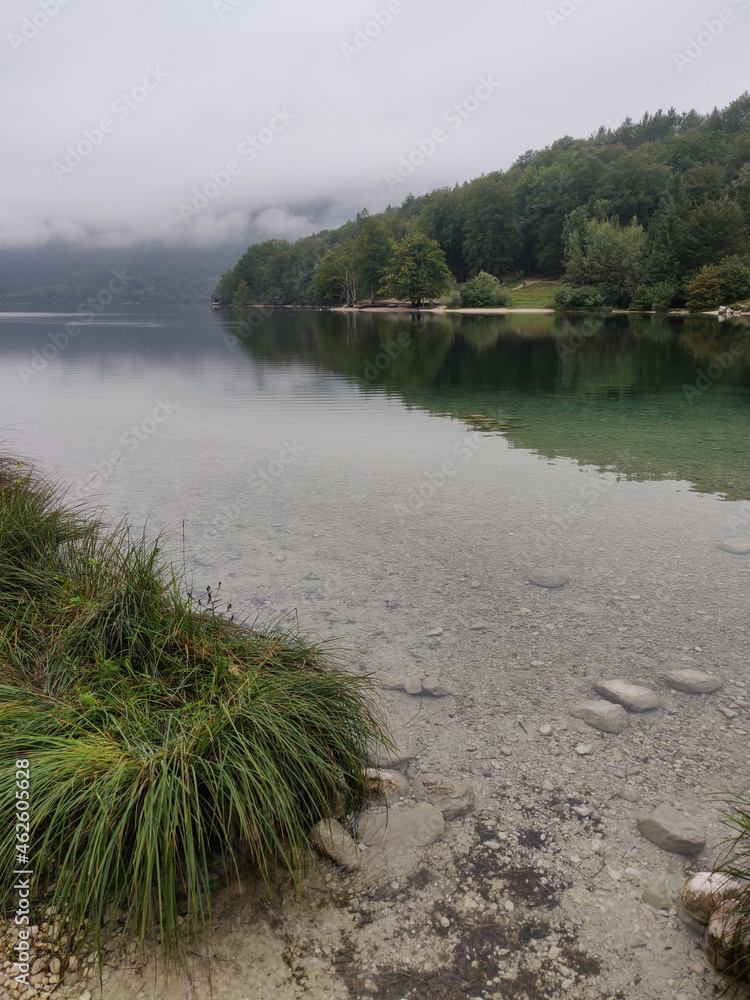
xmin=570 ymin=700 xmax=628 ymax=734
xmin=664 ymin=669 xmax=723 ymax=694
xmin=594 ymin=679 xmax=660 ymax=712
xmin=528 ymin=569 xmax=569 ymax=589
xmin=705 ymin=898 xmax=748 ymax=972
xmin=682 ymin=871 xmax=743 ymax=925
xmin=717 ymin=537 xmax=750 ymax=555
xmin=310 ymin=819 xmax=361 ymax=870
xmin=637 ymin=804 xmax=706 ymax=855
xmin=365 ymin=768 xmax=408 ymax=804
xmin=412 ymin=773 xmax=475 ymax=821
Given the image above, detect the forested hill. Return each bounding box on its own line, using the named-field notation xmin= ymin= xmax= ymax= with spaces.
xmin=216 ymin=93 xmax=750 ymax=312
xmin=0 ymin=242 xmax=247 ymax=306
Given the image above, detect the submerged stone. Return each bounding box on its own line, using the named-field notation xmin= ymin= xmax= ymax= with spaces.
xmin=637 ymin=804 xmax=705 ymax=855
xmin=570 ymin=700 xmax=628 ymax=733
xmin=528 ymin=569 xmax=569 ymax=589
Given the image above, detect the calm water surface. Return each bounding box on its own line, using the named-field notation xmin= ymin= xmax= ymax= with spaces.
xmin=1 ymin=307 xmax=749 ymax=623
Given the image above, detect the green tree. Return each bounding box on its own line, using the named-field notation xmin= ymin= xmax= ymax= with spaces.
xmin=233 ymin=279 xmax=252 ymax=308
xmin=686 ymin=265 xmax=723 ymax=310
xmin=381 ymin=232 xmax=453 ymax=307
xmin=719 ymin=254 xmax=750 ymax=301
xmin=311 ymin=241 xmax=357 ymax=306
xmin=463 ymin=173 xmax=521 ymax=276
xmin=682 ymin=199 xmax=748 ymax=270
xmin=352 ymin=219 xmax=393 ymax=302
xmin=563 ymin=207 xmax=647 ymax=301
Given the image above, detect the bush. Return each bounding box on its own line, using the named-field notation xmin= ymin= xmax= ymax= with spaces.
xmin=554 ymin=283 xmax=607 ymax=309
xmin=715 ymin=799 xmax=750 ymax=982
xmin=0 ymin=456 xmax=390 ymax=974
xmin=459 ymin=271 xmax=508 ymax=308
xmin=629 ymin=281 xmax=678 ymax=312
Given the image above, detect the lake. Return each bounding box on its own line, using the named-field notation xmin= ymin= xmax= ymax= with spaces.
xmin=3 ymin=306 xmax=750 ymax=998
xmin=1 ymin=305 xmax=749 ymax=665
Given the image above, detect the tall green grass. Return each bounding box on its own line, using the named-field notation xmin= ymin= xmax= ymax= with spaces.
xmin=0 ymin=454 xmax=390 ymax=973
xmin=717 ymin=801 xmax=750 ymax=982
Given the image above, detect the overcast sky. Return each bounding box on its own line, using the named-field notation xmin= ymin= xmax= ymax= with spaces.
xmin=1 ymin=0 xmax=747 ymax=249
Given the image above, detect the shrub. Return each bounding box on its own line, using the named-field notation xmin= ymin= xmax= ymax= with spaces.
xmin=629 ymin=281 xmax=678 ymax=312
xmin=459 ymin=271 xmax=508 ymax=308
xmin=554 ymin=283 xmax=607 ymax=309
xmin=0 ymin=455 xmax=390 ymax=974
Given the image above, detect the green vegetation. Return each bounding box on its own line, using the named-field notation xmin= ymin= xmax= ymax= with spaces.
xmin=716 ymin=802 xmax=750 ymax=982
xmin=380 ymin=231 xmax=453 ymax=306
xmin=0 ymin=455 xmax=389 ymax=973
xmin=0 ymin=242 xmax=246 ymax=306
xmin=450 ymin=271 xmax=509 ymax=309
xmin=217 ymin=93 xmax=750 ymax=312
xmin=502 ymin=281 xmax=556 ymax=310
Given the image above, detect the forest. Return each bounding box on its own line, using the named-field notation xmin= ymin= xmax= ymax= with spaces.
xmin=0 ymin=241 xmax=245 ymax=306
xmin=215 ymin=93 xmax=750 ymax=312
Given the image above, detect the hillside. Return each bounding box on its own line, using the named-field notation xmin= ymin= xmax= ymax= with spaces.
xmin=0 ymin=241 xmax=247 ymax=307
xmin=216 ymin=93 xmax=750 ymax=312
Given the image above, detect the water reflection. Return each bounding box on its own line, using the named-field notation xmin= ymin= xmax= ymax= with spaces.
xmin=217 ymin=309 xmax=750 ymax=500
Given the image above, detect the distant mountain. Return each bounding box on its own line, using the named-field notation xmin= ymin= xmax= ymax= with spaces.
xmin=0 ymin=241 xmax=248 ymax=306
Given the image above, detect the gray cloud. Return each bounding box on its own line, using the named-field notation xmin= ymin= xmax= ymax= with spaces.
xmin=1 ymin=0 xmax=747 ymax=247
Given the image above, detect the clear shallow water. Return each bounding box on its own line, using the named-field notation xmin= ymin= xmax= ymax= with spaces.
xmin=1 ymin=307 xmax=749 ymax=598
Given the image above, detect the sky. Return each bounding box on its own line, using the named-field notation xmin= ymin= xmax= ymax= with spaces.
xmin=1 ymin=0 xmax=748 ymax=249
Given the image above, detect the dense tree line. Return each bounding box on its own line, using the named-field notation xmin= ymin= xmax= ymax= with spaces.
xmin=216 ymin=93 xmax=750 ymax=311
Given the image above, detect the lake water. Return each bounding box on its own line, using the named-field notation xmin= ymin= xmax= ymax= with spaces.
xmin=1 ymin=307 xmax=749 ymax=667
xmin=4 ymin=305 xmax=750 ymax=1000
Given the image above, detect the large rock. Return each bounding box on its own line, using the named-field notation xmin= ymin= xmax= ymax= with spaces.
xmin=705 ymin=898 xmax=748 ymax=972
xmin=528 ymin=569 xmax=569 ymax=589
xmin=594 ymin=679 xmax=660 ymax=712
xmin=642 ymin=879 xmax=674 ymax=911
xmin=310 ymin=819 xmax=361 ymax=870
xmin=664 ymin=669 xmax=723 ymax=694
xmin=570 ymin=700 xmax=628 ymax=734
xmin=682 ymin=871 xmax=744 ymax=925
xmin=717 ymin=537 xmax=750 ymax=555
xmin=421 ymin=676 xmax=451 ymax=697
xmin=637 ymin=804 xmax=706 ymax=855
xmin=412 ymin=773 xmax=475 ymax=821
xmin=365 ymin=768 xmax=408 ymax=804
xmin=359 ymin=802 xmax=445 ymax=878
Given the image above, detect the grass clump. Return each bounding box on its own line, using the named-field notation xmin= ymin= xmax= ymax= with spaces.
xmin=715 ymin=799 xmax=750 ymax=983
xmin=0 ymin=454 xmax=390 ymax=973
